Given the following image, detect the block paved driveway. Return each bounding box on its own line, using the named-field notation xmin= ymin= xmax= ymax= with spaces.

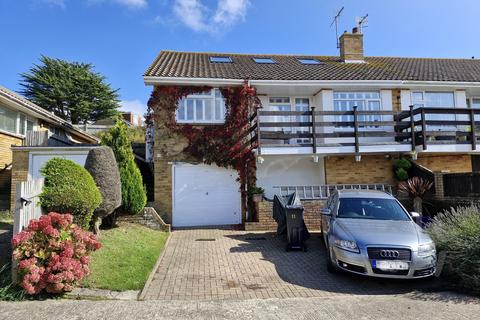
xmin=142 ymin=229 xmax=439 ymax=301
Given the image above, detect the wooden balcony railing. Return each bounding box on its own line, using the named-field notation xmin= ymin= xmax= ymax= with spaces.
xmin=248 ymin=106 xmax=480 ymax=155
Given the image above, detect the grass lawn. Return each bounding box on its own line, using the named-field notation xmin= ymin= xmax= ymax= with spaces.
xmin=82 ymin=222 xmax=169 ymax=291
xmin=0 ymin=211 xmax=13 ymax=227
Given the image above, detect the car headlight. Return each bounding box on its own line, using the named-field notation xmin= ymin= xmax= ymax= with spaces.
xmin=418 ymin=242 xmax=436 ymax=257
xmin=334 ymin=239 xmax=360 ymax=253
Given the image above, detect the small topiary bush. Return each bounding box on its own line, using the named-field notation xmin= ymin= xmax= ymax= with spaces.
xmin=84 ymin=147 xmax=122 ymax=233
xmin=101 ymin=120 xmax=146 ymax=215
xmin=12 ymin=212 xmax=101 ymax=295
xmin=40 ymin=158 xmax=102 ymax=228
xmin=427 ymin=205 xmax=480 ymax=293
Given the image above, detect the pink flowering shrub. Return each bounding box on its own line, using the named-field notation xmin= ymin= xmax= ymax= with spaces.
xmin=12 ymin=212 xmax=101 ymax=295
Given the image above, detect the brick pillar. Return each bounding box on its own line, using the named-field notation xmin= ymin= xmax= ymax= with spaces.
xmin=153 ymin=159 xmax=173 ymax=223
xmin=434 ymin=172 xmax=445 ymax=200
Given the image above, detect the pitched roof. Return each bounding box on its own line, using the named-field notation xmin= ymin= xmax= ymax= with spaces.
xmin=145 ymin=51 xmax=480 ymax=82
xmin=0 ymin=85 xmax=99 ymax=143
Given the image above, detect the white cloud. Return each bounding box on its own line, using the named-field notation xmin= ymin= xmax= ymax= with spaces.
xmin=173 ymin=0 xmax=249 ymax=33
xmin=119 ymin=100 xmax=147 ymax=117
xmin=113 ymin=0 xmax=147 ymax=9
xmin=173 ymin=0 xmax=211 ymax=32
xmin=213 ymin=0 xmax=248 ymax=27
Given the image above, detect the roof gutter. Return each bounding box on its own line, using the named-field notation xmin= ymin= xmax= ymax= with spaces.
xmin=144 ymin=76 xmax=480 ymax=88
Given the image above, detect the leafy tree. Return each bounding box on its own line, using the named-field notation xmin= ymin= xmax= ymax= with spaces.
xmin=19 ymin=56 xmax=119 ymax=124
xmin=40 ymin=158 xmax=102 ymax=228
xmin=101 ymin=120 xmax=146 ymax=214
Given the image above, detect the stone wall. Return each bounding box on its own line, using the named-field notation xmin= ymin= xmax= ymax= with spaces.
xmin=325 ymin=155 xmax=395 ymax=185
xmin=118 ymin=207 xmax=171 ymax=232
xmin=245 ymin=199 xmax=325 ymax=232
xmin=153 ymin=98 xmax=197 ymax=223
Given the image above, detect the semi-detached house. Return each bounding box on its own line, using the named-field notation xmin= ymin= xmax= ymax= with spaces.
xmin=144 ymin=29 xmax=480 ymax=229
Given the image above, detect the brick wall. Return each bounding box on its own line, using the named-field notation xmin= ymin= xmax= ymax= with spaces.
xmin=245 ymin=199 xmax=325 ymax=232
xmin=325 ymin=155 xmax=395 ymax=185
xmin=392 ymin=89 xmax=402 ymax=112
xmin=415 ymin=154 xmax=472 ymax=173
xmin=0 ymin=132 xmax=22 ymax=167
xmin=339 ymin=32 xmax=364 ymax=61
xmin=10 ymin=149 xmax=29 ymax=210
xmin=1 ymin=133 xmax=23 ymax=210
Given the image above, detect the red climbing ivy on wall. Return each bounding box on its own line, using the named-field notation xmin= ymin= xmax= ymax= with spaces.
xmin=147 ymin=81 xmax=261 ymax=212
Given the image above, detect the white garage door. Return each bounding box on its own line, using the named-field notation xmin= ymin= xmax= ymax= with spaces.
xmin=173 ymin=164 xmax=241 ymax=227
xmin=30 ymin=152 xmax=90 ymax=180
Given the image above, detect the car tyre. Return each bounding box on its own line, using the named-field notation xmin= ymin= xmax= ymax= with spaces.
xmin=326 ymin=242 xmax=338 ymax=273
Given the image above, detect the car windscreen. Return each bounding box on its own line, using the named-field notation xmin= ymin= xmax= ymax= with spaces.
xmin=337 ymin=198 xmax=411 ymax=221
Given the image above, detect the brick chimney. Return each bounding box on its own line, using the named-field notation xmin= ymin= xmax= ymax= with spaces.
xmin=339 ymin=28 xmax=364 ymax=63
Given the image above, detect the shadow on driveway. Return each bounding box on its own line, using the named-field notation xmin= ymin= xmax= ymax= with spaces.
xmin=226 ymin=231 xmax=458 ymax=299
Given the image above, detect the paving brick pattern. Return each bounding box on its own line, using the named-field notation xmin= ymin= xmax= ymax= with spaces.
xmin=143 ymin=229 xmax=435 ymax=301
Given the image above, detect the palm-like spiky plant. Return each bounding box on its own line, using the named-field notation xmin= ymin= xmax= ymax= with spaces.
xmin=398 ymin=177 xmax=433 ymax=215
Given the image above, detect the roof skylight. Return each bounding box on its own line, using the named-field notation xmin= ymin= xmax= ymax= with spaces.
xmin=298 ymin=58 xmax=321 ymax=65
xmin=253 ymin=57 xmax=276 ymax=64
xmin=209 ymin=56 xmax=232 ymax=63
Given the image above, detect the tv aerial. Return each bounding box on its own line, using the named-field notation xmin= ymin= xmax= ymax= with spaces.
xmin=356 ymin=14 xmax=369 ymax=34
xmin=330 ymin=6 xmax=344 ymax=49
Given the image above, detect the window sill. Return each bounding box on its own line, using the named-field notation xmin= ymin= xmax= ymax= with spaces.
xmin=176 ymin=121 xmax=225 ymax=126
xmin=0 ymin=129 xmax=25 ymax=139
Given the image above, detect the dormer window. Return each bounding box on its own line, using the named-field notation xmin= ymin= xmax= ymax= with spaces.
xmin=209 ymin=56 xmax=232 ymax=63
xmin=253 ymin=57 xmax=276 ymax=64
xmin=177 ymin=89 xmax=226 ymax=124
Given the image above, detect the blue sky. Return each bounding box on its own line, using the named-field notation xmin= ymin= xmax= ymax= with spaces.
xmin=1 ymin=0 xmax=479 ymax=116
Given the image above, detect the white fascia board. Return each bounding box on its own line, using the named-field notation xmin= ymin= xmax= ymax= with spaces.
xmin=11 ymin=146 xmax=100 ymax=152
xmin=144 ymin=76 xmax=480 ymax=89
xmin=144 ymin=76 xmax=244 ymax=86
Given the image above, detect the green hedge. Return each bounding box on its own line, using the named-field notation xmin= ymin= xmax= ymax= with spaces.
xmin=40 ymin=158 xmax=102 ymax=228
xmin=428 ymin=205 xmax=480 ymax=293
xmin=101 ymin=120 xmax=146 ymax=214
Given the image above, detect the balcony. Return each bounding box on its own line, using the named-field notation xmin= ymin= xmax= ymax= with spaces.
xmin=249 ymin=106 xmax=480 ymax=156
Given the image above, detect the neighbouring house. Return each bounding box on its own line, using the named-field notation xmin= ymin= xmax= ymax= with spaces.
xmin=0 ymin=85 xmax=99 ymax=211
xmin=73 ymin=111 xmax=144 ymax=135
xmin=144 ymin=29 xmax=480 ymax=229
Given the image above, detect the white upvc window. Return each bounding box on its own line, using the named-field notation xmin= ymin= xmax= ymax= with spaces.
xmin=333 ymin=91 xmax=381 ymax=127
xmin=176 ymin=89 xmax=226 ymax=124
xmin=412 ymin=91 xmax=456 ymax=127
xmin=0 ymin=104 xmax=36 ymax=136
xmin=412 ymin=91 xmax=455 ymax=109
xmin=267 ymin=97 xmax=312 ymax=144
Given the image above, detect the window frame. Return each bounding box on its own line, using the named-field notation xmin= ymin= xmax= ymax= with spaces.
xmin=333 ymin=91 xmax=382 ymax=130
xmin=297 ymin=58 xmax=321 ymax=65
xmin=411 ymin=91 xmax=456 ymax=109
xmin=0 ymin=104 xmax=37 ymax=137
xmin=209 ymin=56 xmax=232 ymax=63
xmin=176 ymin=89 xmax=226 ymax=124
xmin=266 ymin=96 xmax=312 ymax=144
xmin=252 ymin=57 xmax=276 ymax=64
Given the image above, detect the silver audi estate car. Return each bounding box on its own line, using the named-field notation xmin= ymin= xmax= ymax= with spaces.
xmin=321 ymin=190 xmax=436 ymax=278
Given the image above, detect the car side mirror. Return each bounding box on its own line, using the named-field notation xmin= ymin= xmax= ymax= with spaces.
xmin=410 ymin=212 xmax=421 ymax=222
xmin=321 ymin=208 xmax=331 ymax=216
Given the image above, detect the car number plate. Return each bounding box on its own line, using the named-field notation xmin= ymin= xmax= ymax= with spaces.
xmin=372 ymin=260 xmax=409 ymax=270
